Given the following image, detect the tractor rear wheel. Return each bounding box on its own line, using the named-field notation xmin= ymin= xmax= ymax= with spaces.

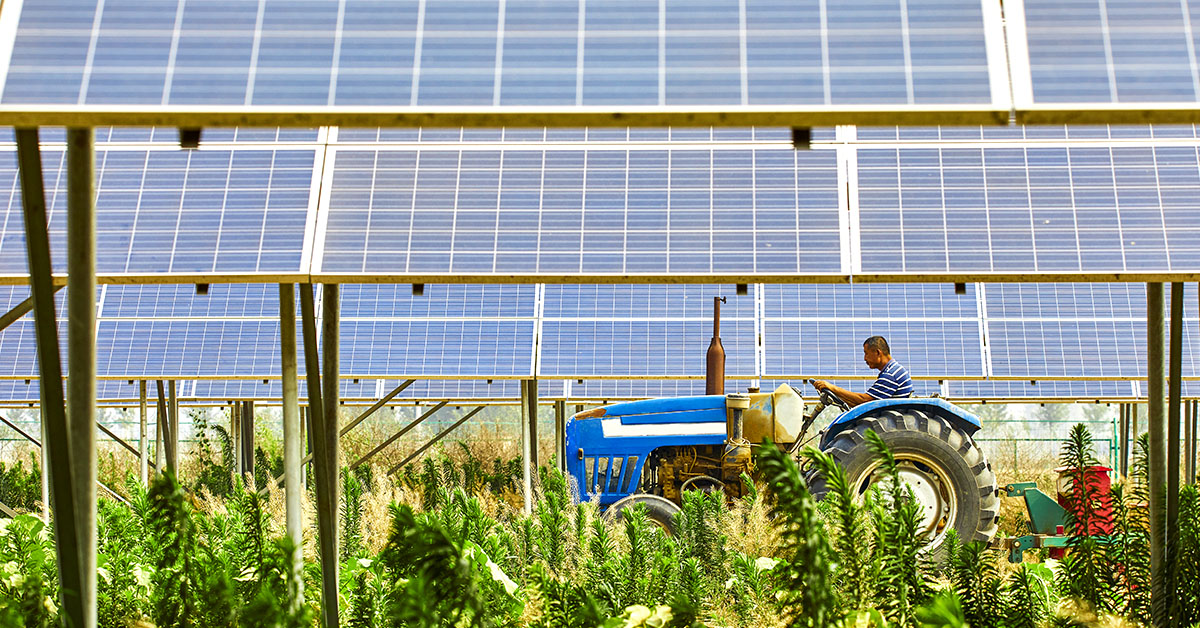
xmin=603 ymin=493 xmax=681 ymax=535
xmin=805 ymin=408 xmax=999 ymax=561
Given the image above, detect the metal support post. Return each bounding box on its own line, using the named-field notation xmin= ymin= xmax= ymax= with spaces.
xmin=1118 ymin=404 xmax=1128 ymax=478
xmin=279 ymin=284 xmax=303 ymax=607
xmin=520 ymin=380 xmax=537 ymax=514
xmin=39 ymin=406 xmax=49 ymax=522
xmin=555 ymin=399 xmax=566 ymax=472
xmin=1185 ymin=401 xmax=1195 ymax=485
xmin=231 ymin=401 xmax=242 ymax=479
xmin=168 ymin=380 xmax=179 ymax=474
xmin=322 ymin=283 xmax=341 ymax=482
xmin=300 ymin=284 xmax=338 ymax=628
xmin=65 ymin=127 xmax=98 ymax=628
xmin=1169 ymin=283 xmax=1184 ymax=618
xmin=241 ymin=400 xmax=255 ymax=477
xmin=1186 ymin=400 xmax=1193 ymax=486
xmin=156 ymin=381 xmax=172 ymax=474
xmin=139 ymin=381 xmax=148 ymax=486
xmin=1147 ymin=283 xmax=1167 ymax=628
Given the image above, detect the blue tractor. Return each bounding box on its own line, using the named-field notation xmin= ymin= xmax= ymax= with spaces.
xmin=564 ymin=383 xmax=1001 ymax=557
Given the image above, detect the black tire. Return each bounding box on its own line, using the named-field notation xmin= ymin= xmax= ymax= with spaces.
xmin=805 ymin=408 xmax=999 ymax=560
xmin=603 ymin=493 xmax=682 ymax=535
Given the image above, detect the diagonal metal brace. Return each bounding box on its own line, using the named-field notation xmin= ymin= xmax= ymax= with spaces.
xmin=352 ymin=400 xmax=448 ymax=469
xmin=388 ymin=406 xmax=486 ymax=475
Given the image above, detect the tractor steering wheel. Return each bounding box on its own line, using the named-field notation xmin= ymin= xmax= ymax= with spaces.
xmin=818 ymin=386 xmax=850 ymax=412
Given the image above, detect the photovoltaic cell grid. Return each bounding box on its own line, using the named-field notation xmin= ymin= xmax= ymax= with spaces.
xmin=539 ymin=319 xmax=757 ymax=378
xmin=763 ymin=319 xmax=985 ymax=378
xmin=856 ymin=146 xmax=1200 ymax=274
xmin=319 ymin=148 xmax=843 ymax=275
xmin=982 ymin=283 xmax=1200 ymax=379
xmin=0 ymin=148 xmax=315 ymax=276
xmin=1022 ymin=0 xmax=1200 ymax=103
xmin=543 ymin=284 xmax=755 ymax=319
xmin=338 ymin=319 xmax=536 ymax=377
xmin=854 ymin=124 xmax=1200 ymax=142
xmin=333 ymin=127 xmax=827 ymax=144
xmin=2 ymin=0 xmax=997 ymax=107
xmin=760 ymin=284 xmax=984 ymax=379
xmin=339 ymin=284 xmax=537 ymax=318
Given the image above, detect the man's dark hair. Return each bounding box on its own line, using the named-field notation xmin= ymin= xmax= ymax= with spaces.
xmin=863 ymin=336 xmax=890 ymax=355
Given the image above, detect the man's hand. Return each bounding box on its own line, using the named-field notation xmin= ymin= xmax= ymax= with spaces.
xmin=812 ymin=380 xmax=829 ymax=392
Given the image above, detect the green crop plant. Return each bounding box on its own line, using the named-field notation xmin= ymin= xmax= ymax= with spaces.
xmin=756 ymin=440 xmax=836 ymax=628
xmin=342 ymin=468 xmax=365 ymax=561
xmin=1056 ymin=424 xmax=1114 ymax=613
xmin=802 ymin=446 xmax=873 ymax=610
xmin=1177 ymin=484 xmax=1200 ymax=625
xmin=0 ymin=454 xmax=41 ymax=513
xmin=864 ymin=430 xmax=933 ymax=627
xmin=944 ymin=537 xmax=1001 ymax=628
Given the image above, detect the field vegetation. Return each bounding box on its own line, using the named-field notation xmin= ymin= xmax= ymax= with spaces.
xmin=0 ymin=420 xmax=1196 ymax=627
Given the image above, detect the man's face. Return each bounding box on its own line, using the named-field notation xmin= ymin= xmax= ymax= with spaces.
xmin=863 ymin=346 xmax=886 ymax=370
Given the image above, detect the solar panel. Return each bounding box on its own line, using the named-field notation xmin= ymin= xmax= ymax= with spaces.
xmin=1017 ymin=0 xmax=1200 ymax=104
xmin=338 ymin=319 xmax=536 ymax=377
xmin=96 ymin=319 xmax=284 ymax=378
xmin=0 ymin=0 xmax=1005 ymax=109
xmin=318 ymin=147 xmax=843 ymax=277
xmin=100 ymin=284 xmax=280 ymax=319
xmin=856 ymin=146 xmax=1200 ymax=274
xmin=0 ymin=147 xmax=316 ymax=277
xmin=948 ymin=380 xmax=1136 ymax=400
xmin=981 ymin=282 xmax=1200 ymax=379
xmin=543 ymin=284 xmax=754 ymax=319
xmin=763 ymin=318 xmax=985 ymax=378
xmin=339 ymin=284 xmax=537 ymax=318
xmin=333 ymin=127 xmax=809 ymax=144
xmin=763 ymin=283 xmax=979 ymax=319
xmin=539 ymin=319 xmax=756 ymax=378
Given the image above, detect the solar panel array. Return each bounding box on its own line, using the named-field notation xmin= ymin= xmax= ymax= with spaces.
xmin=1 ymin=2 xmax=1200 ymax=405
xmin=0 ymin=281 xmax=1191 ymax=404
xmin=0 ymin=0 xmax=1001 ymax=108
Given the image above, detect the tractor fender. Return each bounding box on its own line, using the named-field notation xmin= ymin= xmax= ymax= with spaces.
xmin=818 ymin=398 xmax=982 ymax=450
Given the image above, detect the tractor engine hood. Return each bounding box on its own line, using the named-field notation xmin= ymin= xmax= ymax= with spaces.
xmin=570 ymin=383 xmax=808 ymax=446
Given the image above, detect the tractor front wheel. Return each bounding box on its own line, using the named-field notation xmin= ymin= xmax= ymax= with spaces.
xmin=603 ymin=493 xmax=682 ymax=535
xmin=806 ymin=408 xmax=999 ymax=561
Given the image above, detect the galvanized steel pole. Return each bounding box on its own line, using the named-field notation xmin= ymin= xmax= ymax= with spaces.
xmin=168 ymin=380 xmax=179 ymax=474
xmin=320 ymin=283 xmax=341 ymax=592
xmin=555 ymin=399 xmax=566 ymax=472
xmin=520 ymin=380 xmax=534 ymax=514
xmin=1168 ymin=282 xmax=1183 ymax=618
xmin=300 ymin=284 xmax=338 ymax=627
xmin=279 ymin=284 xmax=303 ymax=607
xmin=66 ymin=126 xmax=97 ymax=628
xmin=139 ymin=380 xmax=148 ymax=486
xmin=1147 ymin=282 xmax=1167 ymax=628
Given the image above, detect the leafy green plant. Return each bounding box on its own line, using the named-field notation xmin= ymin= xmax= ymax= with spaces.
xmin=864 ymin=430 xmax=933 ymax=627
xmin=0 ymin=455 xmax=41 ymax=514
xmin=1004 ymin=564 xmax=1051 ymax=628
xmin=0 ymin=514 xmax=55 ymax=627
xmin=1056 ymin=424 xmax=1113 ymax=613
xmin=1176 ymin=484 xmax=1200 ymax=625
xmin=945 ymin=537 xmax=1001 ymax=628
xmin=803 ymin=445 xmax=873 ymax=610
xmin=342 ymin=468 xmax=365 ymax=561
xmin=756 ymin=439 xmax=836 ymax=628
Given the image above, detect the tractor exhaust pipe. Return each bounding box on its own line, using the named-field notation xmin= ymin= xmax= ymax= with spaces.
xmin=706 ymin=297 xmax=726 ymax=395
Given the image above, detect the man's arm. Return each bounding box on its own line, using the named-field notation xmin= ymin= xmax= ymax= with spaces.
xmin=811 ymin=380 xmax=874 ymax=408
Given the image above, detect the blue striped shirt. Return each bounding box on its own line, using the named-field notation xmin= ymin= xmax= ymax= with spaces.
xmin=867 ymin=359 xmax=914 ymax=399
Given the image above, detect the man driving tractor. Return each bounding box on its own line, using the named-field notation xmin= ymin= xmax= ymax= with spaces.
xmin=811 ymin=335 xmax=913 ymax=407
